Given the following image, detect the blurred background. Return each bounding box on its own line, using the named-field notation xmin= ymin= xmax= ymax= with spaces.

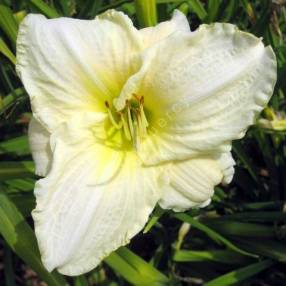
xmin=0 ymin=0 xmax=286 ymax=285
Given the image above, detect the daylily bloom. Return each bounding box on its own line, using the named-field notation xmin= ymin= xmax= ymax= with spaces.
xmin=16 ymin=9 xmax=276 ymax=275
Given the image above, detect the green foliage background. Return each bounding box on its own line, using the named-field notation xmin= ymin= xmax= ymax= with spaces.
xmin=0 ymin=0 xmax=286 ymax=285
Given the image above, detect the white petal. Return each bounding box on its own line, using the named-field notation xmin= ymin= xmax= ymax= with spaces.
xmin=136 ymin=23 xmax=276 ymax=164
xmin=32 ymin=114 xmax=161 ymax=276
xmin=159 ymin=157 xmax=223 ymax=212
xmin=113 ymin=10 xmax=190 ymax=110
xmin=28 ymin=117 xmax=52 ymax=177
xmin=16 ymin=10 xmax=142 ymax=131
xmin=140 ymin=10 xmax=190 ymax=48
xmin=217 ymin=152 xmax=235 ymax=184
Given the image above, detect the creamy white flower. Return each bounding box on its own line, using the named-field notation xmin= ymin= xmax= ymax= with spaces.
xmin=16 ymin=9 xmax=276 ymax=275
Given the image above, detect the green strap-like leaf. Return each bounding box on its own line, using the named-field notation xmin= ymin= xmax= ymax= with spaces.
xmin=0 ymin=191 xmax=67 ymax=286
xmin=173 ymin=249 xmax=253 ymax=265
xmin=174 ymin=213 xmax=257 ymax=258
xmin=9 ymin=193 xmax=35 ymax=218
xmin=204 ymin=259 xmax=273 ymax=286
xmin=74 ymin=275 xmax=89 ymax=286
xmin=216 ymin=211 xmax=286 ymax=222
xmin=204 ymin=221 xmax=276 ymax=238
xmin=30 ymin=0 xmax=61 ymax=18
xmin=5 ymin=178 xmax=35 ymax=192
xmin=235 ymin=238 xmax=286 ymax=262
xmin=105 ymin=247 xmax=168 ymax=285
xmin=143 ymin=206 xmax=165 ymax=233
xmin=0 ymin=38 xmax=16 ymax=64
xmin=0 ymin=161 xmax=34 ymax=181
xmin=0 ymin=136 xmax=30 ymax=156
xmin=188 ymin=0 xmax=207 ymax=20
xmin=0 ymin=88 xmax=27 ymax=116
xmin=206 ymin=0 xmax=220 ymax=22
xmin=0 ymin=5 xmax=18 ymax=46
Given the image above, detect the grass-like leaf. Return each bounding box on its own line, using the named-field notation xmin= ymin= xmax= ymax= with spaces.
xmin=174 ymin=213 xmax=258 ymax=258
xmin=0 ymin=191 xmax=66 ymax=285
xmin=30 ymin=0 xmax=61 ymax=18
xmin=0 ymin=4 xmax=18 ymax=46
xmin=105 ymin=247 xmax=169 ymax=285
xmin=204 ymin=259 xmax=274 ymax=286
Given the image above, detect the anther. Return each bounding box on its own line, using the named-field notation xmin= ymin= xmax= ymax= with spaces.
xmin=140 ymin=96 xmax=144 ymax=105
xmin=132 ymin=93 xmax=141 ymax=102
xmin=105 ymin=101 xmax=110 ymax=108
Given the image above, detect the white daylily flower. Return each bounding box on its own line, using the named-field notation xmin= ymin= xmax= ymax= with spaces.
xmin=16 ymin=9 xmax=276 ymax=276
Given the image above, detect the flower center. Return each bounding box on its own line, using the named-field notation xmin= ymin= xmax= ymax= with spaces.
xmin=105 ymin=94 xmax=149 ymax=150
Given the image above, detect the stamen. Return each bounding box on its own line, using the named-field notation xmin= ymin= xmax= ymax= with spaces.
xmin=105 ymin=101 xmax=122 ymax=129
xmin=140 ymin=103 xmax=149 ymax=128
xmin=105 ymin=96 xmax=149 ymax=148
xmin=134 ymin=109 xmax=142 ymax=138
xmin=133 ymin=114 xmax=139 ymax=150
xmin=120 ymin=112 xmax=131 ymax=140
xmin=126 ymin=100 xmax=135 ymax=140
